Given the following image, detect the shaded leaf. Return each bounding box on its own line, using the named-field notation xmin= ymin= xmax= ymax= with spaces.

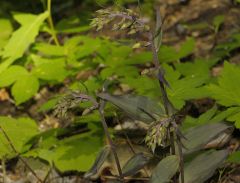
xmin=184 ymin=150 xmax=228 ymax=183
xmin=182 ymin=123 xmax=233 ymax=155
xmin=150 ymin=155 xmax=179 ymax=183
xmin=227 ymin=151 xmax=240 ymax=163
xmin=84 ymin=146 xmax=111 ymax=179
xmin=122 ymin=153 xmax=149 ymax=177
xmin=213 ymin=15 xmax=225 ymax=32
xmin=97 ymin=93 xmax=166 ymax=123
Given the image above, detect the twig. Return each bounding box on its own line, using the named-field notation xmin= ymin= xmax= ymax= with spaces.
xmin=47 ymin=0 xmax=60 ymax=46
xmin=115 ymin=114 xmax=150 ymax=177
xmin=98 ymin=100 xmax=123 ymax=180
xmin=43 ymin=167 xmax=52 ymax=183
xmin=176 ymin=135 xmax=184 ymax=183
xmin=0 ymin=126 xmax=43 ymax=183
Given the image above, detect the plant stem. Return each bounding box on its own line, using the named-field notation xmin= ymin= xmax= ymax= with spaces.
xmin=176 ymin=136 xmax=184 ymax=183
xmin=98 ymin=100 xmax=123 ymax=180
xmin=47 ymin=0 xmax=60 ymax=46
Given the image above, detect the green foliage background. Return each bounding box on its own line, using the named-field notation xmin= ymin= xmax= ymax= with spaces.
xmin=0 ymin=0 xmax=239 ymax=174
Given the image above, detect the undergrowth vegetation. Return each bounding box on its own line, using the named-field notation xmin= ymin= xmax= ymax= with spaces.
xmin=0 ymin=0 xmax=239 ymax=183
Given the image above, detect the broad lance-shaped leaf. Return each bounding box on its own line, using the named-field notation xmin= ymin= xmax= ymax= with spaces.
xmin=184 ymin=150 xmax=228 ymax=183
xmin=150 ymin=155 xmax=179 ymax=183
xmin=97 ymin=93 xmax=166 ymax=123
xmin=122 ymin=153 xmax=149 ymax=177
xmin=181 ymin=123 xmax=233 ymax=155
xmin=84 ymin=146 xmax=111 ymax=179
xmin=0 ymin=11 xmax=49 ymax=73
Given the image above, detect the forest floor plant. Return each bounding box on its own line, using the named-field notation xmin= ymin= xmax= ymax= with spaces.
xmin=54 ymin=6 xmax=186 ymax=183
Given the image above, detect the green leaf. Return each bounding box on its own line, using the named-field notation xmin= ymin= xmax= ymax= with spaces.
xmin=0 ymin=19 xmax=13 ymax=49
xmin=227 ymin=151 xmax=240 ymax=163
xmin=158 ymin=37 xmax=195 ymax=63
xmin=127 ymin=52 xmax=152 ymax=64
xmin=158 ymin=45 xmax=178 ymax=63
xmin=53 ymin=134 xmax=103 ymax=172
xmin=31 ymin=55 xmax=68 ymax=81
xmin=25 ymin=123 xmax=103 ymax=172
xmin=207 ymin=62 xmax=240 ymax=128
xmin=122 ymin=153 xmax=149 ymax=177
xmin=33 ymin=43 xmax=65 ymax=56
xmin=150 ymin=155 xmax=179 ymax=183
xmin=38 ymin=97 xmax=59 ymax=112
xmin=164 ymin=64 xmax=209 ymax=109
xmin=11 ymin=74 xmax=39 ymax=105
xmin=213 ymin=15 xmax=225 ymax=32
xmin=182 ymin=106 xmax=218 ymax=129
xmin=55 ymin=16 xmax=90 ymax=33
xmin=184 ymin=150 xmax=228 ymax=183
xmin=0 ymin=116 xmax=38 ymax=159
xmin=0 ymin=65 xmax=28 ymax=87
xmin=175 ymin=58 xmax=218 ymax=78
xmin=121 ymin=76 xmax=159 ymax=98
xmin=209 ymin=107 xmax=240 ymax=123
xmin=0 ymin=11 xmax=49 ymax=73
xmin=178 ymin=37 xmax=195 ymax=58
xmin=100 ymin=66 xmax=139 ymax=79
xmin=227 ymin=111 xmax=240 ymax=128
xmin=207 ymin=62 xmax=240 ymax=106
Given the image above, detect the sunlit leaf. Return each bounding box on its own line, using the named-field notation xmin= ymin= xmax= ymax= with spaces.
xmin=0 ymin=65 xmax=28 ymax=87
xmin=31 ymin=55 xmax=68 ymax=81
xmin=0 ymin=19 xmax=13 ymax=49
xmin=0 ymin=11 xmax=49 ymax=73
xmin=33 ymin=43 xmax=65 ymax=56
xmin=11 ymin=73 xmax=39 ymax=105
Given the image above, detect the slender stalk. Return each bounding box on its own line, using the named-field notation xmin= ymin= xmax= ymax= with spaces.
xmin=0 ymin=126 xmax=43 ymax=183
xmin=176 ymin=136 xmax=184 ymax=183
xmin=47 ymin=0 xmax=60 ymax=46
xmin=98 ymin=100 xmax=123 ymax=179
